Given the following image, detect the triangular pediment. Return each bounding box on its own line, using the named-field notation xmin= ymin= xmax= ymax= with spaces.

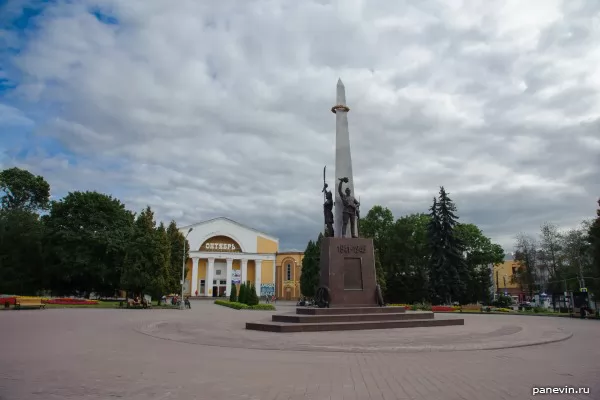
xmin=180 ymin=217 xmax=278 ymax=242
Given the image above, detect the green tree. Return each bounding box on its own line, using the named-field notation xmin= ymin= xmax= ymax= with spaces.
xmin=0 ymin=167 xmax=50 ymax=295
xmin=300 ymin=239 xmax=320 ymax=298
xmin=229 ymin=284 xmax=238 ymax=302
xmin=455 ymin=223 xmax=504 ymax=304
xmin=166 ymin=221 xmax=189 ymax=294
xmin=384 ymin=213 xmax=430 ymax=304
xmin=427 ymin=187 xmax=467 ymax=304
xmin=43 ymin=191 xmax=134 ymax=296
xmin=360 ymin=206 xmax=394 ymax=252
xmin=120 ymin=206 xmax=167 ymax=296
xmin=537 ymin=222 xmax=566 ymax=294
xmin=238 ymin=282 xmax=248 ymax=304
xmin=512 ymin=234 xmax=538 ymax=297
xmin=0 ymin=209 xmax=45 ymax=295
xmin=149 ymin=222 xmax=171 ymax=299
xmin=0 ymin=167 xmax=50 ymax=212
xmin=247 ymin=282 xmax=259 ymax=306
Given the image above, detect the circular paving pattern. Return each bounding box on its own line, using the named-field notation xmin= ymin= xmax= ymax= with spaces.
xmin=137 ymin=304 xmax=573 ymax=353
xmin=2 ymin=301 xmax=598 ymax=400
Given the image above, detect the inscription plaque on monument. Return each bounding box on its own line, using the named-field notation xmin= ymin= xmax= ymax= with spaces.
xmin=343 ymin=258 xmax=363 ymax=290
xmin=320 ymin=237 xmax=377 ymax=307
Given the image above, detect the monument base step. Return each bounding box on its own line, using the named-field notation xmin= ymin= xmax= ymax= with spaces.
xmin=296 ymin=306 xmax=405 ymax=315
xmin=246 ymin=318 xmax=464 ymax=333
xmin=273 ymin=311 xmax=432 ymax=323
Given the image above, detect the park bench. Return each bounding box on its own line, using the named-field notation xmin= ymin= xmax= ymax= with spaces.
xmin=15 ymin=298 xmax=45 ymax=310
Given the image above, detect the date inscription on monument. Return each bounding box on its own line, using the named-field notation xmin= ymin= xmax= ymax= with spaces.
xmin=343 ymin=257 xmax=363 ymax=290
xmin=337 ymin=244 xmax=366 ymax=254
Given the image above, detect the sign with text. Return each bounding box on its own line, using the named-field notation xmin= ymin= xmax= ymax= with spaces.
xmin=337 ymin=244 xmax=367 ymax=254
xmin=205 ymin=243 xmax=237 ymax=251
xmin=200 ymin=235 xmax=241 ymax=252
xmin=232 ymin=269 xmax=241 ymax=284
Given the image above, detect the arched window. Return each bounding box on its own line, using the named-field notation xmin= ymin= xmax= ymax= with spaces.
xmin=286 ymin=263 xmax=292 ymax=280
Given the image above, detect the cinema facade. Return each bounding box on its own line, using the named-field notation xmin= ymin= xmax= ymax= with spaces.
xmin=179 ymin=217 xmax=304 ymax=300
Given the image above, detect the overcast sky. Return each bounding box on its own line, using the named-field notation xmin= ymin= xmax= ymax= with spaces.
xmin=1 ymin=0 xmax=599 ymax=252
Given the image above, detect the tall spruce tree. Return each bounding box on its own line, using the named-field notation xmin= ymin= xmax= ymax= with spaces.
xmin=238 ymin=282 xmax=248 ymax=304
xmin=121 ymin=206 xmax=167 ymax=296
xmin=427 ymin=188 xmax=467 ymax=304
xmin=166 ymin=220 xmax=188 ymax=294
xmin=300 ymin=236 xmax=321 ymax=298
xmin=151 ymin=222 xmax=171 ymax=299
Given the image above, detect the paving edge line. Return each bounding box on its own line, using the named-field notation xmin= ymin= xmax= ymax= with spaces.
xmin=135 ymin=321 xmax=574 ymax=354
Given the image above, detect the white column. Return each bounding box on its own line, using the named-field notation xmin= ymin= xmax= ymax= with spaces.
xmin=191 ymin=257 xmax=199 ymax=296
xmin=241 ymin=259 xmax=248 ymax=285
xmin=254 ymin=259 xmax=262 ymax=296
xmin=225 ymin=258 xmax=233 ymax=296
xmin=205 ymin=258 xmax=215 ymax=297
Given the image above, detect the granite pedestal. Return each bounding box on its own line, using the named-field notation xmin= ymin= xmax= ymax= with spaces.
xmin=246 ymin=238 xmax=465 ymax=333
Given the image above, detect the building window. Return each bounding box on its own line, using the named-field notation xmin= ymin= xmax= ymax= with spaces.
xmin=286 ymin=263 xmax=292 ymax=280
xmin=216 ymin=270 xmax=221 ymax=276
xmin=512 ymin=267 xmax=517 ymax=275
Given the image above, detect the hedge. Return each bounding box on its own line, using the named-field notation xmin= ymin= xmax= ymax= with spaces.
xmin=214 ymin=299 xmax=275 ymax=311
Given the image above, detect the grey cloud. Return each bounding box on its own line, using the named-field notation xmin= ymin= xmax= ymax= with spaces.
xmin=1 ymin=0 xmax=599 ymax=252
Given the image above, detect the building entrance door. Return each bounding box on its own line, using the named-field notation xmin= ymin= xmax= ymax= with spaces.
xmin=285 ymin=287 xmax=292 ymax=301
xmin=212 ymin=280 xmax=227 ymax=297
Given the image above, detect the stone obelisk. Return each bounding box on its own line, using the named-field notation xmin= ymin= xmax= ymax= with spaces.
xmin=331 ymin=78 xmax=355 ymax=238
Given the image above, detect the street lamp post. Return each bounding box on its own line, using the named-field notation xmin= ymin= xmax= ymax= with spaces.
xmin=180 ymin=228 xmax=193 ymax=310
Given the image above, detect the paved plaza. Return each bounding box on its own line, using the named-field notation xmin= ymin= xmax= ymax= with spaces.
xmin=1 ymin=301 xmax=599 ymax=400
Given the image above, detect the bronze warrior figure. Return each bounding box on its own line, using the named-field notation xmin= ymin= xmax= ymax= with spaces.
xmin=323 ymin=183 xmax=334 ymax=237
xmin=337 ymin=177 xmax=360 ymax=238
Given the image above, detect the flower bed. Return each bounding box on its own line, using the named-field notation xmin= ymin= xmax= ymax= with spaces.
xmin=431 ymin=306 xmax=456 ymax=312
xmin=2 ymin=296 xmax=17 ymax=306
xmin=43 ymin=298 xmax=99 ymax=305
xmin=214 ymin=299 xmax=275 ymax=310
xmin=388 ymin=304 xmax=411 ymax=310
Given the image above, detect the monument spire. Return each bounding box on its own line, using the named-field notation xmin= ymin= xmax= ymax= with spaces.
xmin=331 ymin=78 xmax=355 ymax=238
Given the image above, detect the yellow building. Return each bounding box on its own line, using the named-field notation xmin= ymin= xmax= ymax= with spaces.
xmin=180 ymin=217 xmax=305 ymax=300
xmin=493 ymin=258 xmax=526 ymax=302
xmin=275 ymin=252 xmax=304 ymax=300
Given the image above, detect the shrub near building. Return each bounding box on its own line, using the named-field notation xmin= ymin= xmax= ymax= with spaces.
xmin=214 ymin=281 xmax=272 ymax=310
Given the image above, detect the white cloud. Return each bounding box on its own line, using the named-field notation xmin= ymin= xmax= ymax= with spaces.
xmin=1 ymin=0 xmax=599 ymax=250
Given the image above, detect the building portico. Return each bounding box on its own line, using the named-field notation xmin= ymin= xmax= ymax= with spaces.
xmin=180 ymin=217 xmax=278 ymax=298
xmin=188 ymin=253 xmax=274 ymax=297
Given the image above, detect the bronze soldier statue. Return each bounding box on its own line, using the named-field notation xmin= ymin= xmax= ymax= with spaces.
xmin=322 ymin=183 xmax=334 ymax=237
xmin=338 ymin=177 xmax=360 ymax=238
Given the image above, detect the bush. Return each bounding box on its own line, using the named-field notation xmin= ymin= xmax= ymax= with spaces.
xmin=493 ymin=295 xmax=513 ymax=308
xmin=229 ymin=286 xmax=238 ymax=303
xmin=414 ymin=302 xmax=432 ymax=311
xmin=214 ymin=300 xmax=275 ymax=311
xmin=388 ymin=304 xmax=411 ymax=310
xmin=238 ymin=282 xmax=247 ymax=305
xmin=533 ymin=306 xmax=545 ymax=313
xmin=215 ymin=299 xmax=249 ymax=309
xmin=246 ymin=283 xmax=259 ymax=306
xmin=249 ymin=303 xmax=276 ymax=310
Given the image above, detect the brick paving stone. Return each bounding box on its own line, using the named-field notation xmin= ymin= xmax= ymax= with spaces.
xmin=0 ymin=301 xmax=599 ymax=400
